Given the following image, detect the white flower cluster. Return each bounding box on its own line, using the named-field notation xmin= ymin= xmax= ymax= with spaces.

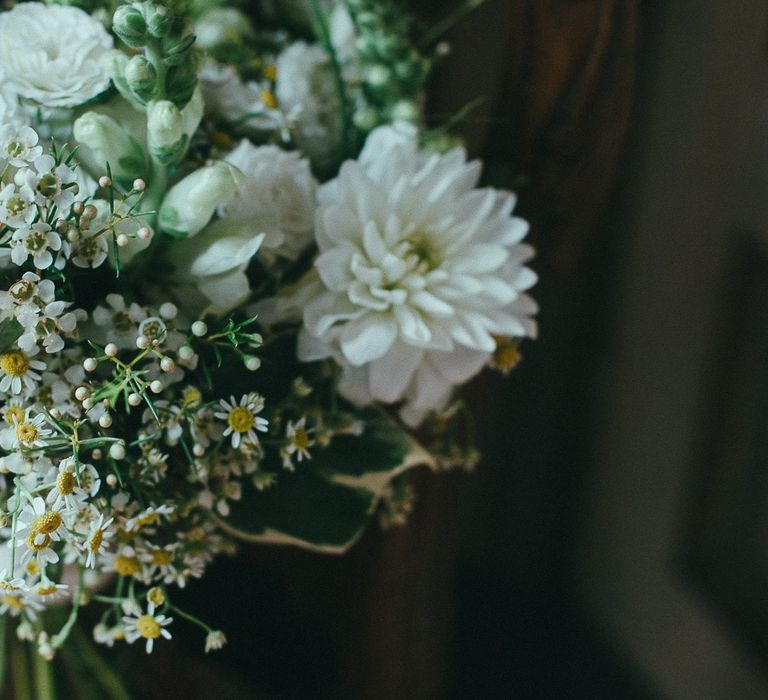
xmin=0 ymin=0 xmax=538 ymax=667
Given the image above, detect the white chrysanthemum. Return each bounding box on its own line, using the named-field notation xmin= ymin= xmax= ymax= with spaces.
xmin=275 ymin=41 xmax=342 ymax=165
xmin=221 ymin=140 xmax=317 ymax=261
xmin=0 ymin=3 xmax=113 ymax=108
xmin=299 ymin=123 xmax=538 ymax=426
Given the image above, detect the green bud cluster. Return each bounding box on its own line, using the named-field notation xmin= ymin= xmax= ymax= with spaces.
xmin=344 ymin=0 xmax=429 ymax=131
xmin=110 ymin=1 xmax=199 ymax=109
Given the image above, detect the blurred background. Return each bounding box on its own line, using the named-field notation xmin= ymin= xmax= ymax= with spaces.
xmin=130 ymin=0 xmax=768 ymax=697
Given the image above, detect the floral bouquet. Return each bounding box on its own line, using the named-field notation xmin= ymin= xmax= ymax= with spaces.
xmin=0 ymin=0 xmax=537 ymax=692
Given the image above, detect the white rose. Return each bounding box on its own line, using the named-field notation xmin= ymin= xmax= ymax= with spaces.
xmin=221 ymin=140 xmax=317 ymax=261
xmin=0 ymin=3 xmax=113 ymax=108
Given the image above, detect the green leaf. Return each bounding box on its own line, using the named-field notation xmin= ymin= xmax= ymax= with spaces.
xmin=218 ymin=409 xmax=435 ymax=554
xmin=0 ymin=318 xmax=23 ymax=355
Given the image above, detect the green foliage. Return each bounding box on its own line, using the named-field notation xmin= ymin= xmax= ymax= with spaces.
xmin=220 ymin=408 xmax=435 ymax=553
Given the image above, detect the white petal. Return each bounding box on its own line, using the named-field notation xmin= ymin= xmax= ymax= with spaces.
xmin=340 ymin=313 xmax=397 ymax=365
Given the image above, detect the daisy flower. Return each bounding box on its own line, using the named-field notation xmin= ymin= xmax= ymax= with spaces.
xmin=123 ymin=601 xmax=173 ymax=653
xmin=0 ymin=348 xmax=46 ymax=394
xmin=83 ymin=514 xmax=114 ymax=569
xmin=281 ymin=417 xmax=314 ymax=471
xmin=215 ymin=394 xmax=268 ymax=449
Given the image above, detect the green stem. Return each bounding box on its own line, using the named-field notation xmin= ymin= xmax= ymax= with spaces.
xmin=169 ymin=604 xmax=213 ymax=633
xmin=308 ymin=0 xmax=355 ymax=158
xmin=12 ymin=640 xmax=33 ymax=700
xmin=419 ymin=0 xmax=488 ymax=49
xmin=33 ymin=648 xmax=56 ymax=700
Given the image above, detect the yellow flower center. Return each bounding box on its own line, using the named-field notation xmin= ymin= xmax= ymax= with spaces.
xmin=0 ymin=351 xmax=29 ymax=377
xmin=56 ymin=470 xmax=76 ymax=495
xmin=0 ymin=580 xmax=19 ymax=592
xmin=151 ymin=550 xmax=172 ymax=566
xmin=33 ymin=511 xmax=62 ymax=535
xmin=114 ymin=555 xmax=141 ymax=576
xmin=89 ymin=529 xmax=104 ymax=552
xmin=4 ymin=406 xmax=24 ymax=425
xmin=2 ymin=595 xmax=24 ymax=610
xmin=492 ymin=338 xmax=522 ymax=374
xmin=228 ymin=407 xmax=254 ymax=434
xmin=36 ymin=584 xmax=58 ymax=596
xmin=292 ymin=428 xmax=311 ymax=451
xmin=260 ymin=89 xmax=278 ymax=110
xmin=25 ymin=560 xmax=40 ymax=577
xmin=136 ymin=615 xmax=161 ymax=639
xmin=16 ymin=422 xmax=38 ymax=444
xmin=263 ymin=64 xmax=277 ymax=81
xmin=147 ymin=587 xmax=165 ymax=606
xmin=182 ymin=387 xmax=202 ymax=409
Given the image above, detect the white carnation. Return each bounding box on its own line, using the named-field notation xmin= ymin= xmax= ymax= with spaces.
xmin=221 ymin=140 xmax=317 ymax=261
xmin=0 ymin=3 xmax=113 ymax=109
xmin=299 ymin=123 xmax=538 ymax=426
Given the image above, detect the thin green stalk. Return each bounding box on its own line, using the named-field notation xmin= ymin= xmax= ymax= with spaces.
xmin=308 ymin=0 xmax=355 ymax=158
xmin=12 ymin=640 xmax=33 ymax=700
xmin=33 ymin=648 xmax=56 ymax=700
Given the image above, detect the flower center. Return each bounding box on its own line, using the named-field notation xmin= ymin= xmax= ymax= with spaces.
xmin=293 ymin=429 xmax=311 ymax=451
xmin=136 ymin=615 xmax=161 ymax=639
xmin=36 ymin=584 xmax=58 ymax=596
xmin=89 ymin=529 xmax=104 ymax=552
xmin=151 ymin=550 xmax=172 ymax=566
xmin=25 ymin=229 xmax=48 ymax=252
xmin=227 ymin=407 xmax=254 ymax=434
xmin=4 ymin=406 xmax=24 ymax=425
xmin=0 ymin=351 xmax=29 ymax=377
xmin=37 ymin=174 xmax=60 ymax=199
xmin=56 ymin=470 xmax=76 ymax=495
xmin=1 ymin=595 xmax=24 ymax=609
xmin=33 ymin=511 xmax=62 ymax=535
xmin=6 ymin=140 xmax=23 ymax=159
xmin=16 ymin=422 xmax=38 ymax=444
xmin=114 ymin=555 xmax=141 ymax=576
xmin=6 ymin=196 xmax=28 ymax=217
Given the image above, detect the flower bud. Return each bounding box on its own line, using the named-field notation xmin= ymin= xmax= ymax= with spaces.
xmin=125 ymin=55 xmax=157 ymax=102
xmin=147 ymin=100 xmax=185 ymax=163
xmin=145 ymin=3 xmax=172 ymax=37
xmin=158 ymin=161 xmax=242 ymax=238
xmin=73 ymin=112 xmax=145 ymax=183
xmin=113 ymin=4 xmax=147 ymax=47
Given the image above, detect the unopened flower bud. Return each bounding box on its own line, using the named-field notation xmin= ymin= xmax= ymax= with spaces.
xmin=74 ymin=112 xmax=144 ymax=183
xmin=109 ymin=442 xmax=126 ymax=460
xmin=75 ymin=386 xmax=89 ymax=401
xmin=136 ymin=335 xmax=150 ymax=349
xmin=116 ymin=234 xmax=129 ymax=248
xmin=148 ymin=100 xmax=185 ymax=163
xmin=150 ymin=380 xmax=163 ymax=394
xmin=82 ymin=398 xmax=95 ymax=410
xmin=137 ymin=226 xmax=153 ymax=240
xmin=244 ymin=356 xmax=261 ymax=371
xmin=133 ymin=178 xmax=146 ymax=192
xmin=128 ymin=393 xmax=142 ymax=407
xmin=106 ymin=474 xmax=118 ymax=487
xmin=99 ymin=176 xmax=112 ymax=189
xmin=145 ymin=4 xmax=172 ymax=38
xmin=112 ymin=4 xmax=147 ymax=48
xmin=191 ymin=321 xmax=207 ymax=337
xmin=158 ymin=162 xmax=241 ymax=238
xmin=83 ymin=358 xmax=98 ymax=372
xmin=177 ymin=345 xmax=194 ymax=361
xmin=160 ymin=357 xmax=175 ymax=373
xmin=99 ymin=413 xmax=113 ymax=428
xmin=125 ymin=55 xmax=157 ymax=102
xmin=104 ymin=343 xmax=118 ymax=357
